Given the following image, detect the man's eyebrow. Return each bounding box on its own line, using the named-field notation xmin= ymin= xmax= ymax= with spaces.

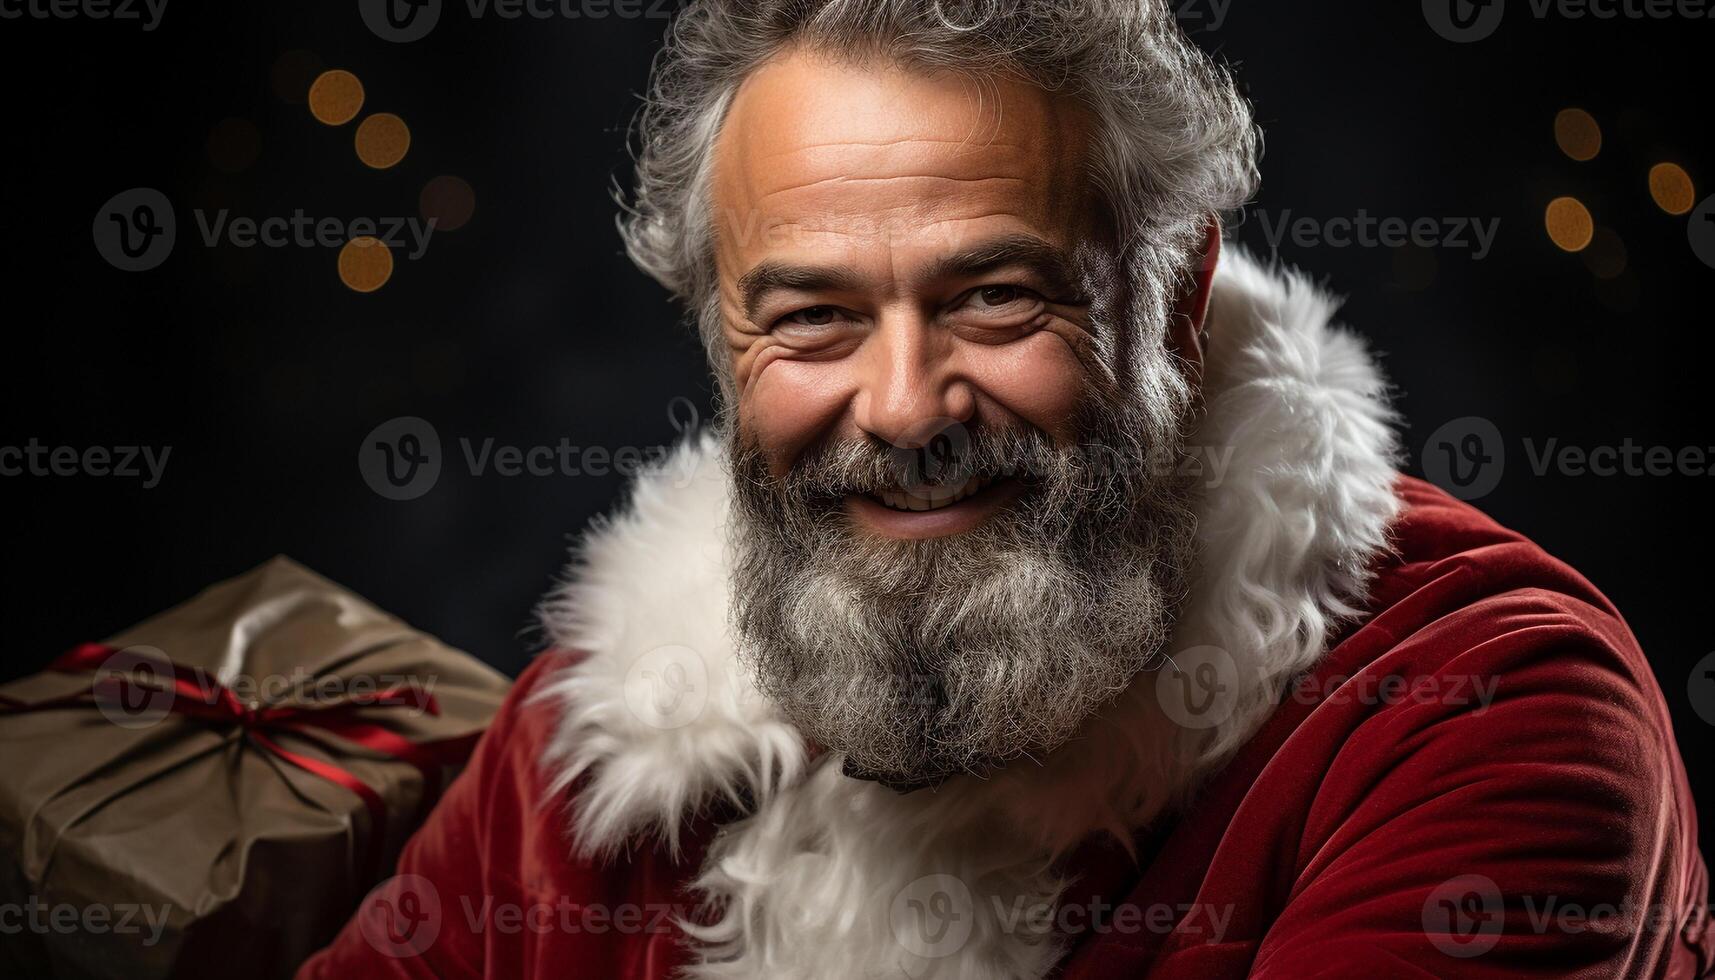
xmin=735 ymin=234 xmax=1086 ymax=321
xmin=737 ymin=262 xmax=865 ymax=322
xmin=921 ymin=234 xmax=1086 ymax=300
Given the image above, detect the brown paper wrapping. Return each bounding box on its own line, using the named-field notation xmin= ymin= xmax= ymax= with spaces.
xmin=0 ymin=556 xmax=512 ymax=979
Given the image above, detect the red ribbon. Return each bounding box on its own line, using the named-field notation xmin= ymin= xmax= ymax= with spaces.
xmin=1 ymin=642 xmax=484 ymax=881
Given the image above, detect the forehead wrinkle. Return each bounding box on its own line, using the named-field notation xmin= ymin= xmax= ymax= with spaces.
xmin=711 ymin=49 xmax=1102 ymax=285
xmin=749 ymin=136 xmax=1043 ymax=194
xmin=720 ymin=55 xmax=1059 ymax=173
xmin=760 ymin=172 xmax=1032 ymax=197
xmin=762 ymin=137 xmax=1029 ymax=156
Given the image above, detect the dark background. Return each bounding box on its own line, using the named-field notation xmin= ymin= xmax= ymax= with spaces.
xmin=1 ymin=2 xmax=1708 ymax=819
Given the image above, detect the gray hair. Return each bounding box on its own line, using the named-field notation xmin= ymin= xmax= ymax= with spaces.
xmin=617 ymin=0 xmax=1260 ymax=394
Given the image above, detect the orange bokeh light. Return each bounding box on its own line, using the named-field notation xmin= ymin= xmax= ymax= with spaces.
xmin=355 ymin=113 xmax=411 ymax=169
xmin=308 ymin=70 xmax=365 ymax=126
xmin=1545 ymin=197 xmax=1594 ymax=253
xmin=338 ymin=237 xmax=394 ymax=292
xmin=1553 ymin=108 xmax=1601 ymax=162
xmin=1648 ymin=163 xmax=1695 ymax=216
xmin=420 ymin=175 xmax=476 ymax=232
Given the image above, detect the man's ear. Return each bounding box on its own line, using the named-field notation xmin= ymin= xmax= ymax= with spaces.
xmin=1168 ymin=214 xmax=1222 ymax=373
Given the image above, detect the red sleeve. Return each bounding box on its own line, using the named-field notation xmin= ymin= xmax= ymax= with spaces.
xmin=1248 ymin=586 xmax=1705 ymax=978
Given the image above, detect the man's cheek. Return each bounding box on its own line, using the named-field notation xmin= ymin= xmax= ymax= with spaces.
xmin=740 ymin=361 xmax=856 ymax=476
xmin=959 ymin=333 xmax=1089 ymax=442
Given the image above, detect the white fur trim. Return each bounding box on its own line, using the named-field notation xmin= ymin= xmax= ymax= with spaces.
xmin=533 ymin=248 xmax=1402 ymax=978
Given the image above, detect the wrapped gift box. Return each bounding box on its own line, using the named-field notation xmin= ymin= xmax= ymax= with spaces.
xmin=0 ymin=557 xmax=512 ymax=979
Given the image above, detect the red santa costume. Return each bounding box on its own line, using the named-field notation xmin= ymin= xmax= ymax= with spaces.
xmin=299 ymin=251 xmax=1711 ymax=978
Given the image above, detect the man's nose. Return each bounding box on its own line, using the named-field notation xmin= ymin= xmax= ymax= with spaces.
xmin=850 ymin=312 xmax=976 ymax=448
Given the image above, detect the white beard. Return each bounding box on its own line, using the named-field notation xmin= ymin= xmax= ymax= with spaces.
xmin=534 ymin=248 xmax=1403 ymax=979
xmin=726 ymin=415 xmax=1199 ymax=791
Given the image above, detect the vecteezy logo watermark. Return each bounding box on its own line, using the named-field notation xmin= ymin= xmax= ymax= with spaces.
xmin=1424 ymin=419 xmax=1715 ymax=501
xmin=993 ymin=897 xmax=1235 ymax=942
xmin=1689 ymin=651 xmax=1715 ymax=727
xmin=1256 ymin=210 xmax=1501 ymax=261
xmin=1424 ymin=0 xmax=1506 ymax=41
xmin=622 ymin=645 xmax=711 ymax=729
xmin=1428 ymin=0 xmax=1715 ymax=41
xmin=86 ymin=649 xmax=442 ymax=731
xmin=1287 ymin=671 xmax=1500 ymax=714
xmin=94 ymin=190 xmax=436 ymax=271
xmin=1423 ymin=874 xmax=1505 ymax=957
xmin=358 ymin=874 xmax=443 ymax=959
xmin=359 ymin=0 xmax=441 ymax=42
xmin=93 ymin=188 xmax=175 ymax=271
xmin=890 ymin=874 xmax=975 ymax=960
xmin=192 ymin=209 xmax=435 ymax=258
xmin=1688 ymin=195 xmax=1715 ymax=270
xmin=0 ymin=0 xmax=168 ymax=29
xmin=361 ymin=0 xmax=683 ymax=41
xmin=1154 ymin=645 xmax=1240 ymax=730
xmin=0 ymin=439 xmax=172 ymax=488
xmin=0 ymin=897 xmax=173 ymax=946
xmin=91 ymin=645 xmax=178 ymax=730
xmin=456 ymin=896 xmax=689 ymax=935
xmin=359 ymin=401 xmax=705 ymax=501
xmin=359 ymin=416 xmax=444 ymax=501
xmin=1173 ymin=0 xmax=1231 ymax=32
xmin=1421 ymin=417 xmax=1506 ymax=501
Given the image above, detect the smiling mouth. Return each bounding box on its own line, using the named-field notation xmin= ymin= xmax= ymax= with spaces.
xmin=869 ymin=473 xmax=998 ymax=512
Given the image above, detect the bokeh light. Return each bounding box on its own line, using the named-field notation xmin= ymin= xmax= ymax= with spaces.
xmin=1553 ymin=108 xmax=1602 ymax=162
xmin=1581 ymin=227 xmax=1627 ymax=279
xmin=1391 ymin=244 xmax=1438 ymax=292
xmin=271 ymin=50 xmax=323 ymax=104
xmin=338 ymin=237 xmax=394 ymax=292
xmin=1545 ymin=197 xmax=1594 ymax=252
xmin=355 ymin=113 xmax=411 ymax=169
xmin=1595 ymin=271 xmax=1641 ymax=314
xmin=1648 ymin=163 xmax=1695 ymax=215
xmin=308 ymin=70 xmax=365 ymax=126
xmin=206 ymin=117 xmax=261 ymax=174
xmin=420 ymin=176 xmax=476 ymax=232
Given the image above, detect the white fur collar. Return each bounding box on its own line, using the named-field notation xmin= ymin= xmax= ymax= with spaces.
xmin=534 ymin=248 xmax=1401 ymax=978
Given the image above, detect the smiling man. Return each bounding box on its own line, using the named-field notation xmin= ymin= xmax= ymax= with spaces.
xmin=301 ymin=1 xmax=1709 ymax=977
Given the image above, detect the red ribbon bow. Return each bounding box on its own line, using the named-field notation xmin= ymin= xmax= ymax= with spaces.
xmin=1 ymin=641 xmax=484 ymax=881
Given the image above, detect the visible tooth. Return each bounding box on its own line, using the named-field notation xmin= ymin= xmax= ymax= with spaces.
xmin=873 ymin=474 xmax=993 ymax=513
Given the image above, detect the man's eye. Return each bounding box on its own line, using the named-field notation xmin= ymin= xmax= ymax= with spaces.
xmin=960 ymin=285 xmax=1039 ymax=313
xmin=780 ymin=306 xmax=840 ymax=327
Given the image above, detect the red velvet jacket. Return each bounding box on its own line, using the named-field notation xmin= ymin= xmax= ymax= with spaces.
xmin=299 ymin=478 xmax=1709 ymax=978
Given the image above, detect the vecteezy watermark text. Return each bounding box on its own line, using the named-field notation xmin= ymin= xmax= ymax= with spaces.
xmin=94 ymin=188 xmax=436 ymax=272
xmin=1422 ymin=417 xmax=1715 ymax=501
xmin=1173 ymin=0 xmax=1231 ymax=31
xmin=1256 ymin=210 xmax=1501 ymax=261
xmin=358 ymin=408 xmax=706 ymax=501
xmin=0 ymin=0 xmax=167 ymax=30
xmin=1 ymin=440 xmax=171 ymax=488
xmin=192 ymin=209 xmax=435 ymax=259
xmin=0 ymin=897 xmax=171 ymax=946
xmin=359 ymin=0 xmax=685 ymax=42
xmin=1425 ymin=0 xmax=1715 ymax=42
